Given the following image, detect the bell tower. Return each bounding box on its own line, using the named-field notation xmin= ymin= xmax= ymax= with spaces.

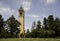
xmin=18 ymin=3 xmax=25 ymax=37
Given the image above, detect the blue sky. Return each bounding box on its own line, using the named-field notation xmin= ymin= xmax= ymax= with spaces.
xmin=0 ymin=0 xmax=60 ymax=31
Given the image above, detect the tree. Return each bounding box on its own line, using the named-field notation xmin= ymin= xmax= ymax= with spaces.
xmin=31 ymin=29 xmax=39 ymax=38
xmin=36 ymin=20 xmax=41 ymax=29
xmin=30 ymin=21 xmax=42 ymax=38
xmin=43 ymin=17 xmax=48 ymax=29
xmin=54 ymin=17 xmax=60 ymax=36
xmin=31 ymin=21 xmax=36 ymax=30
xmin=0 ymin=14 xmax=5 ymax=38
xmin=27 ymin=29 xmax=30 ymax=33
xmin=6 ymin=15 xmax=20 ymax=38
xmin=48 ymin=15 xmax=54 ymax=30
xmin=25 ymin=29 xmax=31 ymax=38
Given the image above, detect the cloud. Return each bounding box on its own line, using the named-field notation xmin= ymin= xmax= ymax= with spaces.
xmin=22 ymin=1 xmax=31 ymax=11
xmin=46 ymin=0 xmax=56 ymax=4
xmin=26 ymin=14 xmax=40 ymax=18
xmin=40 ymin=0 xmax=56 ymax=4
xmin=42 ymin=14 xmax=47 ymax=17
xmin=0 ymin=1 xmax=18 ymax=20
xmin=0 ymin=2 xmax=15 ymax=15
xmin=0 ymin=7 xmax=15 ymax=15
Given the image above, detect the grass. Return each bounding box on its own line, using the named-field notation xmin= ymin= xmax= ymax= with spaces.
xmin=0 ymin=38 xmax=60 ymax=41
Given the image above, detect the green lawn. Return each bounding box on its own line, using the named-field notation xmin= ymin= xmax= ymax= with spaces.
xmin=0 ymin=38 xmax=60 ymax=41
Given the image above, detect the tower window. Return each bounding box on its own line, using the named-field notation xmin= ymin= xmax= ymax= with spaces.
xmin=20 ymin=13 xmax=22 ymax=16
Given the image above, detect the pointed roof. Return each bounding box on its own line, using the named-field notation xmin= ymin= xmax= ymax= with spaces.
xmin=19 ymin=0 xmax=24 ymax=12
xmin=19 ymin=6 xmax=24 ymax=12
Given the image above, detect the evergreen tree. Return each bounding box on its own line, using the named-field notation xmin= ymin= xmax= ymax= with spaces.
xmin=48 ymin=15 xmax=54 ymax=30
xmin=43 ymin=17 xmax=48 ymax=29
xmin=36 ymin=20 xmax=41 ymax=29
xmin=31 ymin=20 xmax=41 ymax=38
xmin=0 ymin=14 xmax=5 ymax=38
xmin=54 ymin=17 xmax=60 ymax=36
xmin=27 ymin=29 xmax=30 ymax=33
xmin=31 ymin=21 xmax=36 ymax=30
xmin=25 ymin=29 xmax=31 ymax=38
xmin=6 ymin=15 xmax=20 ymax=38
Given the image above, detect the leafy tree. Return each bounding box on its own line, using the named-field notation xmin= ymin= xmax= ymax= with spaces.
xmin=54 ymin=17 xmax=60 ymax=36
xmin=6 ymin=15 xmax=20 ymax=38
xmin=25 ymin=29 xmax=31 ymax=38
xmin=24 ymin=15 xmax=60 ymax=38
xmin=30 ymin=21 xmax=42 ymax=38
xmin=31 ymin=29 xmax=39 ymax=38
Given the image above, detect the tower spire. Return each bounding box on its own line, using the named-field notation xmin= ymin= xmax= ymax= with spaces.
xmin=19 ymin=0 xmax=24 ymax=14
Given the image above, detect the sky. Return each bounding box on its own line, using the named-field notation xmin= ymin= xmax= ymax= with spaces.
xmin=0 ymin=0 xmax=60 ymax=31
